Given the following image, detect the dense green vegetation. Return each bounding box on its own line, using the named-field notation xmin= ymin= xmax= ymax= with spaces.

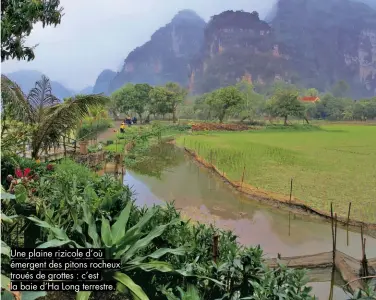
xmin=111 ymin=77 xmax=376 ymax=125
xmin=176 ymin=125 xmax=376 ymax=223
xmin=2 ymin=156 xmax=321 ymax=300
xmin=2 ymin=2 xmax=376 ymax=299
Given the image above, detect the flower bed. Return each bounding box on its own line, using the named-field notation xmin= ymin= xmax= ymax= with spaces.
xmin=191 ymin=122 xmax=255 ymax=131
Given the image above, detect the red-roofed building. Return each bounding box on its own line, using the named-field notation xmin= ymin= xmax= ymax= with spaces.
xmin=299 ymin=96 xmax=320 ymax=103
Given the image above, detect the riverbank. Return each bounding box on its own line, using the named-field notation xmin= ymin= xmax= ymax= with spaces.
xmin=175 ymin=125 xmax=376 ymax=226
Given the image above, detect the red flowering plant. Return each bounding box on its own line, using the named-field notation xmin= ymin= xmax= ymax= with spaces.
xmin=8 ymin=167 xmax=39 ymax=199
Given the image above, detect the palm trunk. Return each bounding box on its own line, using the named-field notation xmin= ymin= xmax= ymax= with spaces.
xmin=63 ymin=136 xmax=67 ymax=157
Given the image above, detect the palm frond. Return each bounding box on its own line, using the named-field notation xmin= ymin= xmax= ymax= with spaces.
xmin=31 ymin=94 xmax=108 ymax=156
xmin=27 ymin=75 xmax=60 ymax=123
xmin=1 ymin=75 xmax=33 ymax=122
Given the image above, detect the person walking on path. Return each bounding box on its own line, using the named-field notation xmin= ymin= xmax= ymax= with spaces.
xmin=125 ymin=116 xmax=132 ymax=127
xmin=120 ymin=122 xmax=125 ymax=133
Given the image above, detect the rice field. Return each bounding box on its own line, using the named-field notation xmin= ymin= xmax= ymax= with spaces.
xmin=176 ymin=125 xmax=376 ymax=223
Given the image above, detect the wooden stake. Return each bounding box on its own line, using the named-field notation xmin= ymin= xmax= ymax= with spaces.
xmin=330 ymin=203 xmax=335 ymax=263
xmin=213 ymin=235 xmax=219 ymax=263
xmin=334 ymin=213 xmax=338 ymax=263
xmin=360 ymin=226 xmax=368 ymax=277
xmin=288 ymin=178 xmax=293 ymax=236
xmin=328 ymin=264 xmax=335 ymax=300
xmin=346 ymin=202 xmax=352 ymax=246
xmin=241 ymin=165 xmax=246 ymax=189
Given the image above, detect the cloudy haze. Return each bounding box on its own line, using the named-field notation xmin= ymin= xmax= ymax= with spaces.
xmin=1 ymin=0 xmax=276 ymax=91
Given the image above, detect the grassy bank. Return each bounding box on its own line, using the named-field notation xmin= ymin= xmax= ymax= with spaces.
xmin=176 ymin=124 xmax=376 ymax=223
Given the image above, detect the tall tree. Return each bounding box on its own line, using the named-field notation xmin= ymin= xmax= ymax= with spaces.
xmin=1 ymin=0 xmax=64 ymax=61
xmin=1 ymin=75 xmax=107 ymax=158
xmin=165 ymin=82 xmax=188 ymax=123
xmin=148 ymin=86 xmax=171 ymax=119
xmin=268 ymin=88 xmax=306 ymax=125
xmin=110 ymin=83 xmax=152 ymax=122
xmin=133 ymin=83 xmax=152 ymax=122
xmin=235 ymin=80 xmax=264 ymax=122
xmin=206 ymin=86 xmax=244 ymax=123
xmin=111 ymin=84 xmax=135 ymax=114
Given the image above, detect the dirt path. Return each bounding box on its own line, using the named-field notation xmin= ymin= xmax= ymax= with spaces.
xmin=96 ymin=120 xmax=122 ymax=143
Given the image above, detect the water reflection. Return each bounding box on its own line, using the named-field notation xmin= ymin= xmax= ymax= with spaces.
xmin=125 ymin=142 xmax=185 ymax=178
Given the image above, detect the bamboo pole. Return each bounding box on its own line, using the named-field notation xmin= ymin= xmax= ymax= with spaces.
xmin=330 ymin=203 xmax=335 ymax=263
xmin=288 ymin=178 xmax=293 ymax=236
xmin=346 ymin=202 xmax=352 ymax=246
xmin=329 ymin=211 xmax=338 ymax=300
xmin=360 ymin=226 xmax=369 ymax=277
xmin=213 ymin=235 xmax=219 ymax=263
xmin=241 ymin=165 xmax=246 ymax=189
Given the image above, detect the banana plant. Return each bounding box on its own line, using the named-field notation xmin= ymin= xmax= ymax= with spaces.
xmin=1 ymin=196 xmax=47 ymax=300
xmin=28 ymin=201 xmax=188 ymax=300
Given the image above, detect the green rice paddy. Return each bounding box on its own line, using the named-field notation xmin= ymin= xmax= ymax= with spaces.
xmin=176 ymin=125 xmax=376 ymax=223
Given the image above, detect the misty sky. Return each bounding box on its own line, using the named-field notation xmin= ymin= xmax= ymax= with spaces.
xmin=1 ymin=0 xmax=275 ymax=91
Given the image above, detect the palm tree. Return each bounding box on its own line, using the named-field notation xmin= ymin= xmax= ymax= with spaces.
xmin=1 ymin=75 xmax=108 ymax=159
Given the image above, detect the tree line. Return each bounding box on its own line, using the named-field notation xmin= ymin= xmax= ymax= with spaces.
xmin=111 ymin=79 xmax=376 ymax=124
xmin=110 ymin=82 xmax=187 ymax=123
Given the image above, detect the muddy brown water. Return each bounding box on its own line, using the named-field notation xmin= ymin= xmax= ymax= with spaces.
xmin=119 ymin=145 xmax=375 ymax=300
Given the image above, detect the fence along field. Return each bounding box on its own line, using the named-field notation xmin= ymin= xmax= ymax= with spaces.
xmin=176 ymin=124 xmax=376 ymax=224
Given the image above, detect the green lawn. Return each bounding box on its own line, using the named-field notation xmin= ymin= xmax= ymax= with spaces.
xmin=176 ymin=125 xmax=376 ymax=223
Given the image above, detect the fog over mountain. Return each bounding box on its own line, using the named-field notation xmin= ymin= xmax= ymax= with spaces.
xmin=1 ymin=0 xmax=277 ymax=91
xmin=2 ymin=0 xmax=373 ymax=93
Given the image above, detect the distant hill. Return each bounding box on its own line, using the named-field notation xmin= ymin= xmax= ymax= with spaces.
xmin=79 ymin=86 xmax=93 ymax=95
xmin=5 ymin=70 xmax=75 ymax=100
xmin=92 ymin=69 xmax=116 ymax=95
xmin=92 ymin=1 xmax=376 ymax=97
xmin=92 ymin=10 xmax=206 ymax=95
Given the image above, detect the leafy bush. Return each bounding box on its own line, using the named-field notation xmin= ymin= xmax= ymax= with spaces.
xmin=1 ymin=154 xmax=50 ymax=188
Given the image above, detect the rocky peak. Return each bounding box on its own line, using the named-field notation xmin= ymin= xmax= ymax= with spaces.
xmin=92 ymin=69 xmax=116 ymax=95
xmin=273 ymin=0 xmax=376 ymax=96
xmin=172 ymin=9 xmax=203 ymax=23
xmin=108 ymin=10 xmax=206 ymax=93
xmin=189 ymin=10 xmax=283 ymax=94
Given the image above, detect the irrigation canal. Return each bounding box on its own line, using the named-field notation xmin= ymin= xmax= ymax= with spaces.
xmin=118 ymin=145 xmax=376 ymax=299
